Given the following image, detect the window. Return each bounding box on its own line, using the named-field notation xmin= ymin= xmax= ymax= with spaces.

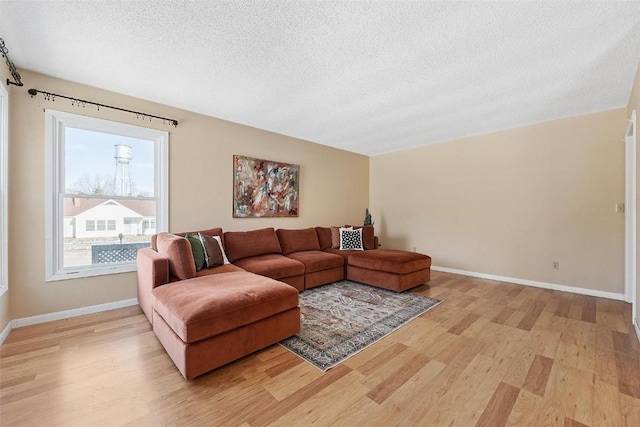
xmin=45 ymin=110 xmax=168 ymax=281
xmin=0 ymin=83 xmax=7 ymax=296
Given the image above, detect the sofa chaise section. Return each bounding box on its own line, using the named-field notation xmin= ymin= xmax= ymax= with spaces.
xmin=137 ymin=229 xmax=300 ymax=379
xmin=347 ymin=248 xmax=432 ymax=292
xmin=153 ymin=271 xmax=299 ymax=379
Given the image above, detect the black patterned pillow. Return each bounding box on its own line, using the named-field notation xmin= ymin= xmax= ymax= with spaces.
xmin=339 ymin=227 xmax=364 ymax=251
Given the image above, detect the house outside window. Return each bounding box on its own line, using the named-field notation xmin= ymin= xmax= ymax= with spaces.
xmin=45 ymin=110 xmax=168 ymax=281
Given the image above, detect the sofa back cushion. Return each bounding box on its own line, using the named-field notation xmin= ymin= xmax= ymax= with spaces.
xmin=224 ymin=227 xmax=282 ymax=262
xmin=345 ymin=225 xmax=375 ymax=250
xmin=330 ymin=226 xmax=342 ymax=248
xmin=155 ymin=232 xmax=196 ymax=280
xmin=277 ymin=228 xmax=321 ymax=255
xmin=315 ymin=227 xmax=332 ymax=250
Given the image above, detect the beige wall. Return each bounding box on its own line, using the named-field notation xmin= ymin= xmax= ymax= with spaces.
xmin=8 ymin=69 xmax=369 ymax=319
xmin=628 ymin=62 xmax=640 ymax=117
xmin=370 ymin=109 xmax=627 ymax=294
xmin=0 ymin=62 xmax=11 ymax=333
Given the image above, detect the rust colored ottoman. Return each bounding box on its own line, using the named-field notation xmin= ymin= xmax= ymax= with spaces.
xmin=347 ymin=249 xmax=431 ymax=292
xmin=152 ymin=271 xmax=300 ymax=379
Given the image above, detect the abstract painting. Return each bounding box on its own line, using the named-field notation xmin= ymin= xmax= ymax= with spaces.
xmin=233 ymin=155 xmax=299 ymax=217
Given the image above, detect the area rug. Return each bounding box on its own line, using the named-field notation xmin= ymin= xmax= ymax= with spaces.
xmin=280 ymin=280 xmax=441 ymax=371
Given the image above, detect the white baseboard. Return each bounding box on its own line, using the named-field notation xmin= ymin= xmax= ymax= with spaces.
xmin=9 ymin=298 xmax=139 ymax=329
xmin=0 ymin=320 xmax=12 ymax=345
xmin=431 ymin=266 xmax=625 ymax=301
xmin=634 ymin=319 xmax=640 ymax=344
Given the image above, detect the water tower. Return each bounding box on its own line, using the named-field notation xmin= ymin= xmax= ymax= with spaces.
xmin=113 ymin=144 xmax=133 ymax=196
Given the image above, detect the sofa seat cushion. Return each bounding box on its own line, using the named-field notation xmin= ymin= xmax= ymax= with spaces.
xmin=233 ymin=254 xmax=305 ymax=280
xmin=152 ymin=271 xmax=299 ymax=344
xmin=348 ymin=249 xmax=432 ymax=275
xmin=322 ymin=247 xmax=351 ymax=262
xmin=285 ymin=250 xmax=344 ymax=273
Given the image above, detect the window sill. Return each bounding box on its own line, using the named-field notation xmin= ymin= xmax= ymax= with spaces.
xmin=46 ymin=263 xmax=137 ymax=282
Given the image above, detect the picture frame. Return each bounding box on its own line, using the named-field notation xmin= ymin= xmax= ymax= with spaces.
xmin=233 ymin=155 xmax=299 ymax=218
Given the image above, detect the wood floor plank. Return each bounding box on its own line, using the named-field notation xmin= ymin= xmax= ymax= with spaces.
xmin=416 ymin=353 xmax=502 ymax=426
xmin=593 ymin=380 xmax=624 ymax=427
xmin=352 ymin=342 xmax=409 ymax=377
xmin=564 ymin=418 xmax=590 ymax=427
xmin=506 ymin=389 xmax=543 ymax=426
xmin=522 ymin=354 xmax=554 ymax=396
xmin=264 ymin=353 xmax=304 ymax=378
xmin=500 ymin=345 xmax=537 ymax=389
xmin=365 ymin=352 xmax=430 ymax=404
xmin=556 ymin=340 xmax=596 ymax=373
xmin=619 ymin=393 xmax=640 ymax=426
xmin=247 ymin=364 xmax=353 ymax=426
xmin=374 ymin=358 xmax=446 ymax=416
xmin=517 ymin=300 xmax=547 ymax=331
xmin=1 ymin=271 xmax=639 ymax=426
xmin=581 ymin=296 xmax=597 ymax=324
xmin=448 ymin=312 xmax=481 ymax=335
xmin=475 ymin=381 xmax=520 ymax=427
xmin=266 ymin=370 xmax=369 ymax=427
xmin=555 ymin=297 xmax=572 ymax=318
xmin=614 ymin=351 xmax=640 ymax=399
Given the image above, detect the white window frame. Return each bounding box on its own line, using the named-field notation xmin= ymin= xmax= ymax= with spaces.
xmin=0 ymin=83 xmax=8 ymax=297
xmin=45 ymin=109 xmax=169 ymax=281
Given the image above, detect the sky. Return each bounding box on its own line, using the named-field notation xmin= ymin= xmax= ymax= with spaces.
xmin=65 ymin=127 xmax=155 ymax=196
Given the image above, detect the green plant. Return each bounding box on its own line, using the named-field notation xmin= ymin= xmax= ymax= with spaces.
xmin=364 ymin=208 xmax=374 ymax=226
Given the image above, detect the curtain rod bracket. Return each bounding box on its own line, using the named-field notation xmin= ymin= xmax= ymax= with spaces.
xmin=0 ymin=38 xmax=23 ymax=87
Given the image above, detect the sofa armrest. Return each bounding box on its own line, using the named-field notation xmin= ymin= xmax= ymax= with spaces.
xmin=137 ymin=247 xmax=170 ymax=324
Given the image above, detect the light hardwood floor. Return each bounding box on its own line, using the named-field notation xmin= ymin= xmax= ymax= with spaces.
xmin=1 ymin=271 xmax=640 ymax=426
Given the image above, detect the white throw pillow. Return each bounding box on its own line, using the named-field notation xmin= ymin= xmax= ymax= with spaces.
xmin=339 ymin=227 xmax=364 ymax=251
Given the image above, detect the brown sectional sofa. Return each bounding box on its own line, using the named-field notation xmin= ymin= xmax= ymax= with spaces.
xmin=137 ymin=225 xmax=431 ymax=379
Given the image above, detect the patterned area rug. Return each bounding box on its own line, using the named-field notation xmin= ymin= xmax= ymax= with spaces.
xmin=280 ymin=280 xmax=441 ymax=371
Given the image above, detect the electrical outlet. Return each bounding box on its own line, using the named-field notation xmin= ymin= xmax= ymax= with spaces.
xmin=552 ymin=261 xmax=560 ymax=270
xmin=616 ymin=203 xmax=625 ymax=213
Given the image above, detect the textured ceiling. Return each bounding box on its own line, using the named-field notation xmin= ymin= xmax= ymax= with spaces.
xmin=1 ymin=1 xmax=640 ymax=156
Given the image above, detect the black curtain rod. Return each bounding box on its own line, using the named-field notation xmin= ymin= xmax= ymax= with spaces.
xmin=0 ymin=37 xmax=23 ymax=87
xmin=27 ymin=88 xmax=179 ymax=127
